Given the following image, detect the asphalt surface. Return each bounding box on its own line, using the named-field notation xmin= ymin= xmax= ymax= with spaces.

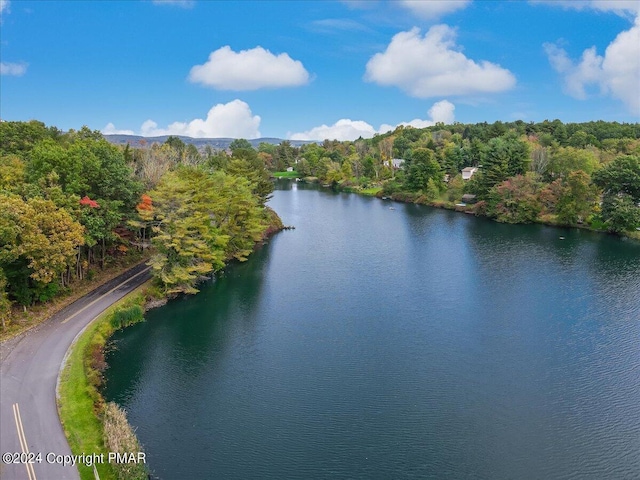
xmin=0 ymin=263 xmax=151 ymax=480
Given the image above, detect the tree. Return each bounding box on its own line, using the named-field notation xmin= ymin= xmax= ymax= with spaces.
xmin=474 ymin=135 xmax=529 ymax=198
xmin=143 ymin=168 xmax=228 ymax=295
xmin=165 ymin=135 xmax=186 ymax=153
xmin=208 ymin=173 xmax=265 ymax=262
xmin=229 ymin=138 xmax=253 ymax=153
xmin=555 ymin=171 xmax=598 ymax=225
xmin=136 ymin=143 xmax=179 ymax=188
xmin=274 ymin=141 xmax=297 ymax=171
xmin=226 ymin=157 xmax=273 ymax=205
xmin=530 ymin=147 xmax=551 ymax=175
xmin=0 ymin=268 xmax=10 ymax=330
xmin=548 ymin=147 xmax=599 ymax=178
xmin=141 ymin=167 xmax=270 ymax=295
xmin=0 ymin=194 xmax=85 ymax=304
xmin=593 ymin=155 xmax=640 ymax=232
xmin=567 ymin=130 xmax=597 ymax=148
xmin=486 ymin=173 xmax=542 ymax=223
xmin=362 ymin=155 xmax=376 ymax=179
xmin=405 ymin=148 xmax=442 ymax=192
xmin=592 ymin=155 xmax=640 ymax=201
xmin=0 ymin=120 xmax=57 ymax=157
xmin=600 ymin=194 xmax=640 ymax=233
xmin=0 ymin=155 xmax=26 ymax=194
xmin=341 ymin=158 xmax=354 ymax=180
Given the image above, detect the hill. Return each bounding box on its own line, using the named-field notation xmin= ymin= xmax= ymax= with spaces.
xmin=104 ymin=134 xmax=314 ymax=150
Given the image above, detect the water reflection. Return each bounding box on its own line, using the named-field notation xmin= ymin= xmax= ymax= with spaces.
xmin=105 ymin=185 xmax=640 ymax=480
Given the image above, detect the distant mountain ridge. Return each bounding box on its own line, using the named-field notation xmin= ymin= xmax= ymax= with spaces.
xmin=104 ymin=134 xmax=315 ymax=150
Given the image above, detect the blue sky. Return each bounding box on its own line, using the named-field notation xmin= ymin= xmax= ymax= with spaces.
xmin=1 ymin=0 xmax=638 ymax=141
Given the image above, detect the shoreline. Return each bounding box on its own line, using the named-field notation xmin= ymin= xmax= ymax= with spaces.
xmin=56 ymin=208 xmax=285 ymax=479
xmin=296 ymin=177 xmax=640 ymax=242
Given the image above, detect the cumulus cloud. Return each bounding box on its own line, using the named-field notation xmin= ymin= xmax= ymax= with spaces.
xmin=188 ymin=46 xmax=310 ymax=91
xmin=364 ymin=26 xmax=516 ymax=98
xmin=0 ymin=62 xmax=27 ymax=76
xmin=399 ymin=0 xmax=472 ymax=19
xmin=102 ymin=100 xmax=261 ymax=139
xmin=102 ymin=123 xmax=135 ymax=135
xmin=427 ymin=99 xmax=456 ymax=123
xmin=544 ymin=15 xmax=640 ymax=114
xmin=289 ymin=100 xmax=455 ymax=141
xmin=289 ymin=119 xmax=378 ymax=142
xmin=379 ymin=100 xmax=456 ymax=132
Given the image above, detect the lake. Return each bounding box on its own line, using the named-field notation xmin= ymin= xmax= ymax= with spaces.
xmin=104 ymin=180 xmax=640 ymax=479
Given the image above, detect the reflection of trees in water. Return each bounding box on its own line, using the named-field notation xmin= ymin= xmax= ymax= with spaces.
xmin=462 ymin=218 xmax=640 ymax=324
xmin=104 ymin=243 xmax=273 ymax=405
xmin=169 ymin=243 xmax=272 ymax=370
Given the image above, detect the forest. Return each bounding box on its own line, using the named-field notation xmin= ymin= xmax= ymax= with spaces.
xmin=1 ymin=119 xmax=639 ymax=328
xmin=261 ymin=119 xmax=640 ymax=234
xmin=0 ymin=121 xmax=280 ymax=329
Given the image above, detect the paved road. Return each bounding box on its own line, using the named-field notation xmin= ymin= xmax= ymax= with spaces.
xmin=0 ymin=263 xmax=151 ymax=480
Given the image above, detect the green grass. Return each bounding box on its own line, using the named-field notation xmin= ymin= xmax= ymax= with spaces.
xmin=273 ymin=170 xmax=301 ymax=178
xmin=359 ymin=186 xmax=382 ymax=196
xmin=58 ymin=286 xmax=149 ymax=480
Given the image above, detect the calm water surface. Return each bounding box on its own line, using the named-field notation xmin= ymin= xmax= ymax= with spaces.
xmin=104 ymin=180 xmax=640 ymax=479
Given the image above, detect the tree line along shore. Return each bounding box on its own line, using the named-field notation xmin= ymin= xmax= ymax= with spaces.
xmin=1 ymin=118 xmax=640 ymax=331
xmin=1 ymin=118 xmax=638 ymax=480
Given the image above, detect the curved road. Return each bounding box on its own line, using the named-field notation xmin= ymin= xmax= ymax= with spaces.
xmin=0 ymin=263 xmax=151 ymax=480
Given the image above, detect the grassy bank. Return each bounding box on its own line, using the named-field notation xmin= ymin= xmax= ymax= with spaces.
xmin=359 ymin=186 xmax=383 ymax=196
xmin=57 ymin=208 xmax=285 ymax=479
xmin=273 ymin=170 xmax=300 ymax=178
xmin=299 ymin=177 xmax=639 ymax=241
xmin=58 ymin=286 xmax=152 ymax=480
xmin=378 ymin=189 xmax=640 ymax=240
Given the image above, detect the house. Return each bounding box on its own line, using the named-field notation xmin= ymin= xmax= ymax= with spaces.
xmin=391 ymin=158 xmax=405 ymax=170
xmin=461 ymin=194 xmax=477 ymax=204
xmin=461 ymin=167 xmax=478 ymax=180
xmin=286 ymin=167 xmax=294 ymax=172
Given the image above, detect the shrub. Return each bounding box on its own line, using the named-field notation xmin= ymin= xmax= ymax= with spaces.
xmin=103 ymin=402 xmax=148 ymax=480
xmin=110 ymin=305 xmax=144 ymax=330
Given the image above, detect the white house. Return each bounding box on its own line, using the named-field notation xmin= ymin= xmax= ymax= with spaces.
xmin=391 ymin=158 xmax=405 ymax=169
xmin=461 ymin=167 xmax=479 ymax=180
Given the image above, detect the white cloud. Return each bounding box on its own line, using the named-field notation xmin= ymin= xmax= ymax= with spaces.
xmin=0 ymin=0 xmax=9 ymax=15
xmin=188 ymin=46 xmax=310 ymax=91
xmin=425 ymin=99 xmax=455 ymax=124
xmin=364 ymin=26 xmax=516 ymax=98
xmin=544 ymin=15 xmax=640 ymax=114
xmin=379 ymin=100 xmax=456 ymax=133
xmin=289 ymin=119 xmax=378 ymax=142
xmin=0 ymin=62 xmax=27 ymax=76
xmin=289 ymin=100 xmax=456 ymax=141
xmin=102 ymin=100 xmax=262 ymax=139
xmin=399 ymin=0 xmax=472 ymax=19
xmin=102 ymin=123 xmax=135 ymax=135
